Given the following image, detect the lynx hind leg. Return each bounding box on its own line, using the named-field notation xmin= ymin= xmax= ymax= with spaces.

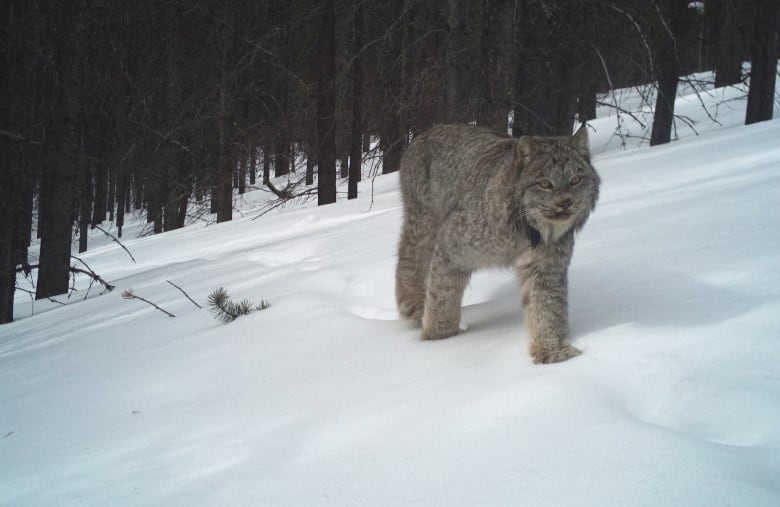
xmin=422 ymin=249 xmax=471 ymax=340
xmin=396 ymin=211 xmax=437 ymax=321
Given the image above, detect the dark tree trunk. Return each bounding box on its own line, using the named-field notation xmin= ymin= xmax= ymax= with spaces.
xmin=317 ymin=0 xmax=337 ymax=206
xmin=37 ymin=1 xmax=83 ymax=300
xmin=650 ymin=0 xmax=687 ymax=146
xmin=446 ymin=0 xmax=471 ymax=123
xmin=274 ymin=140 xmax=290 ymax=177
xmin=238 ymin=152 xmax=247 ymax=195
xmin=650 ymin=56 xmax=680 ymax=146
xmin=745 ymin=0 xmax=778 ymax=125
xmin=0 ymin=187 xmax=15 ymax=322
xmin=576 ymin=2 xmax=599 ymax=123
xmin=163 ymin=8 xmax=189 ymax=233
xmin=216 ymin=22 xmax=233 ymax=223
xmin=348 ymin=0 xmax=364 ymax=200
xmin=306 ymin=134 xmax=316 ymax=186
xmin=513 ymin=0 xmax=579 ymax=136
xmin=0 ymin=141 xmax=28 ymax=323
xmin=0 ymin=136 xmax=34 ymax=323
xmin=708 ymin=0 xmax=746 ymax=88
xmin=107 ymin=162 xmax=116 ymax=223
xmin=116 ymin=170 xmax=127 ymax=238
xmin=262 ymin=145 xmax=270 ymax=185
xmin=478 ymin=0 xmax=512 ymax=131
xmin=0 ymin=194 xmax=13 ymax=322
xmin=381 ymin=0 xmax=405 ymax=174
xmin=249 ymin=146 xmax=257 ymax=186
xmin=91 ymin=159 xmax=107 ymax=227
xmin=78 ymin=157 xmax=92 ymax=253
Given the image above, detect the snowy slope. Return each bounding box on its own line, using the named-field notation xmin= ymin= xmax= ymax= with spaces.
xmin=2 ymin=81 xmax=780 ymax=506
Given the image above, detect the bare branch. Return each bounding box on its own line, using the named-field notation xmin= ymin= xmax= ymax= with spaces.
xmin=166 ymin=280 xmax=202 ymax=309
xmin=122 ymin=289 xmax=176 ymax=318
xmin=94 ymin=225 xmax=136 ymax=263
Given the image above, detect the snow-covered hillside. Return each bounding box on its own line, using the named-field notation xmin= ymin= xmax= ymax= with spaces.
xmin=2 ymin=79 xmax=780 ymax=506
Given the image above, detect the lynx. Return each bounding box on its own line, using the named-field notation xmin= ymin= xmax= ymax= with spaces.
xmin=395 ymin=124 xmax=600 ymax=364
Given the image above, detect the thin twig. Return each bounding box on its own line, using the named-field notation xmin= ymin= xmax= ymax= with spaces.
xmin=18 ymin=261 xmax=115 ymax=294
xmin=94 ymin=225 xmax=136 ymax=263
xmin=166 ymin=280 xmax=202 ymax=309
xmin=122 ymin=289 xmax=176 ymax=318
xmin=595 ymin=100 xmax=648 ymax=128
xmin=70 ymin=255 xmax=116 ymax=293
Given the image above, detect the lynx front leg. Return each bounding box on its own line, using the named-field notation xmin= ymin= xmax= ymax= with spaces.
xmin=396 ymin=211 xmax=438 ymax=321
xmin=422 ymin=248 xmax=471 ymax=340
xmin=517 ymin=254 xmax=580 ymax=364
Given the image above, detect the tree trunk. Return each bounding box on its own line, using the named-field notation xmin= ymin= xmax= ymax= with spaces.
xmin=116 ymin=170 xmax=127 ymax=238
xmin=0 ymin=140 xmax=24 ymax=323
xmin=262 ymin=145 xmax=270 ymax=185
xmin=249 ymin=146 xmax=257 ymax=186
xmin=709 ymin=0 xmax=745 ymax=88
xmin=650 ymin=0 xmax=687 ymax=146
xmin=478 ymin=0 xmax=512 ymax=131
xmin=78 ymin=156 xmax=92 ymax=254
xmin=216 ymin=22 xmax=233 ymax=223
xmin=91 ymin=159 xmax=107 ymax=228
xmin=37 ymin=1 xmax=83 ymax=300
xmin=317 ymin=0 xmax=337 ymax=206
xmin=745 ymin=0 xmax=778 ymax=125
xmin=348 ymin=0 xmax=364 ymax=200
xmin=238 ymin=151 xmax=247 ymax=195
xmin=274 ymin=139 xmax=290 ymax=177
xmin=446 ymin=0 xmax=471 ymax=123
xmin=514 ymin=0 xmax=579 ymax=136
xmin=306 ymin=134 xmax=316 ymax=186
xmin=0 ymin=197 xmax=15 ymax=322
xmin=163 ymin=8 xmax=189 ymax=232
xmin=381 ymin=0 xmax=406 ymax=174
xmin=0 ymin=194 xmax=13 ymax=322
xmin=576 ymin=2 xmax=599 ymax=123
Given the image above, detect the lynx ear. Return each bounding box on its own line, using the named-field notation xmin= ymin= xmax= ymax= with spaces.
xmin=571 ymin=124 xmax=590 ymax=161
xmin=515 ymin=136 xmax=536 ymax=161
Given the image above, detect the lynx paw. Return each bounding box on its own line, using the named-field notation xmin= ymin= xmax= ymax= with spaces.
xmin=421 ymin=321 xmax=461 ymax=340
xmin=531 ymin=344 xmax=581 ymax=364
xmin=398 ymin=299 xmax=424 ymax=321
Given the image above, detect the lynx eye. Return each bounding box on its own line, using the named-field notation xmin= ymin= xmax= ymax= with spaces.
xmin=537 ymin=179 xmax=553 ymax=190
xmin=570 ymin=175 xmax=582 ymax=186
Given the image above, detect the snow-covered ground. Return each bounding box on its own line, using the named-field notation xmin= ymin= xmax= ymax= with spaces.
xmin=2 ymin=76 xmax=780 ymax=506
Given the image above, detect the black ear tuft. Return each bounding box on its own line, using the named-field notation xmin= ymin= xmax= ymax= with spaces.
xmin=571 ymin=124 xmax=590 ymax=161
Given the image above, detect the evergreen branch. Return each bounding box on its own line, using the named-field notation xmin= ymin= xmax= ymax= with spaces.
xmin=207 ymin=287 xmax=269 ymax=323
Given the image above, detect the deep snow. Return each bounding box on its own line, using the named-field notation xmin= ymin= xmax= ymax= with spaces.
xmin=2 ymin=76 xmax=780 ymax=506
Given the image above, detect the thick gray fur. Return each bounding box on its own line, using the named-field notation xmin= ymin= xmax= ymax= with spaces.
xmin=395 ymin=124 xmax=600 ymax=364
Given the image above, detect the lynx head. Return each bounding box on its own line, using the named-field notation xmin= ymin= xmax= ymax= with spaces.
xmin=511 ymin=126 xmax=600 ymax=245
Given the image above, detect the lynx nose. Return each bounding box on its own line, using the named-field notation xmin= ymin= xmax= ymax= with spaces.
xmin=557 ymin=198 xmax=573 ymax=210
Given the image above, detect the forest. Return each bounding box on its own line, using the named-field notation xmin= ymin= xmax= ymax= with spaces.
xmin=0 ymin=0 xmax=778 ymax=324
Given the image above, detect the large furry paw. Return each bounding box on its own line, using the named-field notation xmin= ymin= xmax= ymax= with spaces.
xmin=421 ymin=321 xmax=460 ymax=340
xmin=398 ymin=298 xmax=424 ymax=321
xmin=530 ymin=344 xmax=581 ymax=364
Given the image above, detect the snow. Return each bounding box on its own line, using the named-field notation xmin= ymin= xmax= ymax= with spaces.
xmin=2 ymin=77 xmax=780 ymax=506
